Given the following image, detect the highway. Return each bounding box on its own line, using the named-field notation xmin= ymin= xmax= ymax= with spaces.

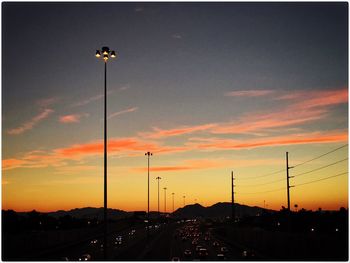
xmin=33 ymin=219 xmax=257 ymax=261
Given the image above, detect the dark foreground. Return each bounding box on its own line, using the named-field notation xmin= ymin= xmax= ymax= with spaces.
xmin=2 ymin=209 xmax=348 ymax=261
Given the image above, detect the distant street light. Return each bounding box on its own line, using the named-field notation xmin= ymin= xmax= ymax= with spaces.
xmin=164 ymin=187 xmax=167 ymax=213
xmin=183 ymin=195 xmax=186 ymax=207
xmin=95 ymin=46 xmax=117 ymax=260
xmin=172 ymin=193 xmax=175 ymax=213
xmin=156 ymin=176 xmax=161 ymax=216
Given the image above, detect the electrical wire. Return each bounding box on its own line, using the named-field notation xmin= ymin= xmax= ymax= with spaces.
xmin=293 ymin=158 xmax=348 ymax=178
xmin=237 ymin=177 xmax=285 ymax=187
xmin=238 ymin=187 xmax=285 ymax=195
xmin=292 ymin=144 xmax=348 ymax=168
xmin=294 ymin=172 xmax=348 ymax=187
xmin=238 ymin=168 xmax=285 ymax=180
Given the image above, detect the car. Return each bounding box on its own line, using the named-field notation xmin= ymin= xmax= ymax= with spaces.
xmin=220 ymin=247 xmax=228 ymax=253
xmin=171 ymin=257 xmax=180 ymax=261
xmin=192 ymin=239 xmax=198 ymax=245
xmin=90 ymin=239 xmax=98 ymax=245
xmin=204 ymin=236 xmax=210 ymax=241
xmin=184 ymin=249 xmax=192 ymax=257
xmin=78 ymin=254 xmax=91 ymax=261
xmin=198 ymin=248 xmax=208 ymax=258
xmin=195 ymin=245 xmax=203 ymax=252
xmin=242 ymin=250 xmax=255 ymax=259
xmin=212 ymin=241 xmax=219 ymax=247
xmin=115 ymin=235 xmax=123 ymax=245
xmin=217 ymin=253 xmax=226 ymax=260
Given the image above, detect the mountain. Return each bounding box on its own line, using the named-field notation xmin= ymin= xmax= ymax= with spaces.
xmin=173 ymin=202 xmax=274 ymax=218
xmin=47 ymin=207 xmax=131 ymax=220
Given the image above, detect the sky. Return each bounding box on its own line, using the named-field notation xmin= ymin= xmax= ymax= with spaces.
xmin=2 ymin=2 xmax=348 ymax=212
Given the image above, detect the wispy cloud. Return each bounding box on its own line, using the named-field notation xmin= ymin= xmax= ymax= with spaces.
xmin=132 ymin=158 xmax=284 ymax=173
xmin=7 ymin=109 xmax=54 ymax=135
xmin=140 ymin=123 xmax=217 ymax=139
xmin=59 ymin=113 xmax=88 ymax=123
xmin=189 ymin=131 xmax=348 ymax=150
xmin=172 ymin=34 xmax=182 ymax=39
xmin=36 ymin=97 xmax=59 ymax=107
xmin=212 ymin=88 xmax=347 ymax=135
xmin=225 ymin=89 xmax=274 ymax=97
xmin=108 ymin=107 xmax=138 ymax=120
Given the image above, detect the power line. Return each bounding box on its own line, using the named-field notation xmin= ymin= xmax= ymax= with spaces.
xmin=294 ymin=172 xmax=348 ymax=187
xmin=238 ymin=177 xmax=285 ymax=187
xmin=238 ymin=168 xmax=285 ymax=180
xmin=239 ymin=187 xmax=285 ymax=195
xmin=293 ymin=158 xmax=348 ymax=178
xmin=292 ymin=144 xmax=348 ymax=168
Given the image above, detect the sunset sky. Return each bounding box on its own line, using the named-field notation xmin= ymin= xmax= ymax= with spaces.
xmin=2 ymin=3 xmax=348 ymax=212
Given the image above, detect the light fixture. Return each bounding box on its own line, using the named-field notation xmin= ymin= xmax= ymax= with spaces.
xmin=95 ymin=50 xmax=101 ymax=58
xmin=102 ymin=46 xmax=109 ymax=55
xmin=110 ymin=51 xmax=116 ymax=58
xmin=103 ymin=54 xmax=108 ymax=60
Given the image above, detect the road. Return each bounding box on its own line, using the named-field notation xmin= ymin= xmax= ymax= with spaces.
xmin=27 ymin=219 xmax=259 ymax=261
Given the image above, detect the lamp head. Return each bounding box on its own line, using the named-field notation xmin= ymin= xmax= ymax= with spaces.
xmin=102 ymin=46 xmax=110 ymax=55
xmin=110 ymin=51 xmax=117 ymax=58
xmin=95 ymin=50 xmax=101 ymax=58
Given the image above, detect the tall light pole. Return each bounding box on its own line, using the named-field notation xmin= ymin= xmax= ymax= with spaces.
xmin=95 ymin=46 xmax=117 ymax=260
xmin=164 ymin=187 xmax=167 ymax=213
xmin=172 ymin=193 xmax=175 ymax=213
xmin=156 ymin=176 xmax=161 ymax=216
xmin=145 ymin=152 xmax=152 ymax=233
xmin=183 ymin=195 xmax=186 ymax=207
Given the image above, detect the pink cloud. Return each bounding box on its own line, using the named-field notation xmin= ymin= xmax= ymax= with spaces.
xmin=7 ymin=109 xmax=54 ymax=135
xmin=59 ymin=114 xmax=81 ymax=123
xmin=212 ymin=88 xmax=347 ymax=135
xmin=225 ymin=89 xmax=274 ymax=97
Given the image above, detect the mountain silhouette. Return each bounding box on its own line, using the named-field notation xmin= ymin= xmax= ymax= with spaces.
xmin=47 ymin=207 xmax=131 ymax=220
xmin=173 ymin=202 xmax=273 ymax=218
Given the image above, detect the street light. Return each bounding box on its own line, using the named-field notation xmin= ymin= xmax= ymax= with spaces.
xmin=95 ymin=46 xmax=117 ymax=260
xmin=183 ymin=195 xmax=186 ymax=207
xmin=156 ymin=177 xmax=161 ymax=216
xmin=145 ymin=152 xmax=153 ymax=215
xmin=164 ymin=187 xmax=167 ymax=213
xmin=172 ymin=193 xmax=175 ymax=213
xmin=145 ymin=151 xmax=152 ymax=237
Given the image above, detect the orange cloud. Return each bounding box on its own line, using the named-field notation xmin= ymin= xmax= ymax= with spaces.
xmin=225 ymin=89 xmax=274 ymax=97
xmin=55 ymin=137 xmax=189 ymax=157
xmin=132 ymin=158 xmax=284 ymax=173
xmin=3 ymin=136 xmax=192 ymax=171
xmin=7 ymin=109 xmax=54 ymax=135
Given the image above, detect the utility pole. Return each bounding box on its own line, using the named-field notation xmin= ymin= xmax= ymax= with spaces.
xmin=164 ymin=187 xmax=167 ymax=213
xmin=231 ymin=171 xmax=235 ymax=222
xmin=183 ymin=195 xmax=186 ymax=207
xmin=172 ymin=193 xmax=175 ymax=213
xmin=286 ymin=152 xmax=294 ymax=211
